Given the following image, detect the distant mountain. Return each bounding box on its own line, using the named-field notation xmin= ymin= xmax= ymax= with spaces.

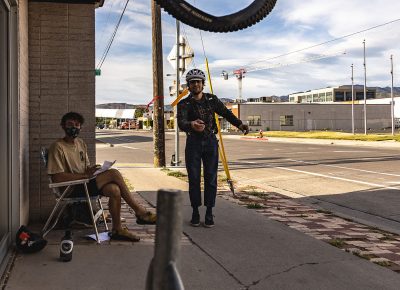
xmin=336 ymin=85 xmax=400 ymax=99
xmin=96 ymin=103 xmax=139 ymax=109
xmin=375 ymin=86 xmax=400 ymax=98
xmin=220 ymin=98 xmax=235 ymax=103
xmin=279 ymin=95 xmax=289 ymax=102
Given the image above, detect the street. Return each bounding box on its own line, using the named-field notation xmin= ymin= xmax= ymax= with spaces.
xmin=96 ymin=130 xmax=400 ymax=234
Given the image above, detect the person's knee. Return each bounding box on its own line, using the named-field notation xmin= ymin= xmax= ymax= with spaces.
xmin=108 ymin=168 xmax=124 ymax=181
xmin=104 ymin=183 xmax=121 ymax=198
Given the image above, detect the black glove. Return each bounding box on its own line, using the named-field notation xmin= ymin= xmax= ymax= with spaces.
xmin=239 ymin=124 xmax=249 ymax=135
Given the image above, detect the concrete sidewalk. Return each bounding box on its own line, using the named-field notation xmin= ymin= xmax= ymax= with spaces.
xmin=4 ymin=167 xmax=400 ymax=289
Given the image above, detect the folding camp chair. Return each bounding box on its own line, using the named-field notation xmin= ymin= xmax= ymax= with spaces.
xmin=40 ymin=147 xmax=108 ymax=243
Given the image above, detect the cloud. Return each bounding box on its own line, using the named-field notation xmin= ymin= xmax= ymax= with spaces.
xmin=95 ymin=0 xmax=400 ymax=104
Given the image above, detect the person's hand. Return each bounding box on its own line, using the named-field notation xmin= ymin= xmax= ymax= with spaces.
xmin=85 ymin=165 xmax=99 ymax=177
xmin=191 ymin=119 xmax=205 ymax=132
xmin=239 ymin=124 xmax=249 ymax=135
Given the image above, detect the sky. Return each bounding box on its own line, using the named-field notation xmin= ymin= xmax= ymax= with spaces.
xmin=95 ymin=0 xmax=400 ymax=105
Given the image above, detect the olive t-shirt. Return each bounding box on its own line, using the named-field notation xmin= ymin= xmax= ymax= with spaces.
xmin=47 ymin=138 xmax=90 ymax=175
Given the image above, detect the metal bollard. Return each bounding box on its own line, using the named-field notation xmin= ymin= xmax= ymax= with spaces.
xmin=146 ymin=189 xmax=184 ymax=290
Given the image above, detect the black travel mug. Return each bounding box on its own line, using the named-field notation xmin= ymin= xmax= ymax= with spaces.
xmin=59 ymin=230 xmax=73 ymax=262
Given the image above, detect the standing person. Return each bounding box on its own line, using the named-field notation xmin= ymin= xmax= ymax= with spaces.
xmin=177 ymin=69 xmax=249 ymax=228
xmin=47 ymin=112 xmax=156 ymax=242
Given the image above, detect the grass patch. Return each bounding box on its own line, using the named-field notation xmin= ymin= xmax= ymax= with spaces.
xmin=247 ymin=191 xmax=269 ymax=198
xmin=379 ymin=233 xmax=397 ymax=241
xmin=316 ymin=209 xmax=332 ymax=215
xmin=161 ymin=167 xmax=171 ymax=172
xmin=246 ymin=203 xmax=264 ymax=209
xmin=241 ymin=185 xmax=259 ymax=192
xmin=353 ymin=251 xmax=371 ymax=260
xmin=167 ymin=171 xmax=187 ymax=178
xmin=252 ymin=130 xmax=400 ymax=142
xmin=218 ymin=175 xmax=229 ymax=182
xmin=123 ymin=177 xmax=134 ymax=191
xmin=328 ymin=238 xmax=345 ymax=248
xmin=373 ymin=260 xmax=391 ymax=267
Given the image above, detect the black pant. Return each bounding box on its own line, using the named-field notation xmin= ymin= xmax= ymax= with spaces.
xmin=185 ymin=134 xmax=219 ymax=208
xmin=68 ymin=178 xmax=100 ymax=198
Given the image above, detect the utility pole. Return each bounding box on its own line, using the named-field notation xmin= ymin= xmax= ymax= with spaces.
xmin=391 ymin=55 xmax=395 ymax=136
xmin=174 ymin=20 xmax=181 ymax=166
xmin=351 ymin=64 xmax=355 ymax=135
xmin=151 ymin=1 xmax=165 ymax=167
xmin=363 ymin=39 xmax=367 ymax=135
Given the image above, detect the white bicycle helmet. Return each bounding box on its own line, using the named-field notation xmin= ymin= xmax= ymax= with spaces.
xmin=186 ymin=69 xmax=206 ymax=82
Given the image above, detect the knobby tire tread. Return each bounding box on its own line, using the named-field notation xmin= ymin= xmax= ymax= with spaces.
xmin=154 ymin=0 xmax=277 ymax=33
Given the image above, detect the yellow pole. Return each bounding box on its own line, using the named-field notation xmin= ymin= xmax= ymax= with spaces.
xmin=205 ymin=58 xmax=235 ymax=194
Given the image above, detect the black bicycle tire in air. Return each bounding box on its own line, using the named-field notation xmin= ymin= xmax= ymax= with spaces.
xmin=154 ymin=0 xmax=277 ymax=33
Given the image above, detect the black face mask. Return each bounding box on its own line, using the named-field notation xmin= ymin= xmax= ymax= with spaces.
xmin=65 ymin=127 xmax=80 ymax=138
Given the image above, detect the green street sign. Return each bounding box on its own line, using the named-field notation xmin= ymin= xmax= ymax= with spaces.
xmin=95 ymin=69 xmax=101 ymax=76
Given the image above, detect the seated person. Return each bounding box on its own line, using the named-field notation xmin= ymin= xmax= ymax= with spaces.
xmin=47 ymin=112 xmax=156 ymax=242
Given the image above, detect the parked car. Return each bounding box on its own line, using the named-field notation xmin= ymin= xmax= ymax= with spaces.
xmin=120 ymin=121 xmax=136 ymax=130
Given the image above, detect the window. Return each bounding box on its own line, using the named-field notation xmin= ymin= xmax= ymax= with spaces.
xmin=300 ymin=95 xmax=307 ymax=103
xmin=367 ymin=91 xmax=375 ymax=99
xmin=356 ymin=92 xmax=364 ymax=100
xmin=280 ymin=115 xmax=293 ymax=126
xmin=326 ymin=92 xmax=333 ymax=102
xmin=335 ymin=91 xmax=345 ymax=101
xmin=247 ymin=115 xmax=261 ymax=126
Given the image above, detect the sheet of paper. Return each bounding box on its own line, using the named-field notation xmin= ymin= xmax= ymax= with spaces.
xmin=93 ymin=160 xmax=116 ymax=176
xmin=85 ymin=231 xmax=110 ymax=242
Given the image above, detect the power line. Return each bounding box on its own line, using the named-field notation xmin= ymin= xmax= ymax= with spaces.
xmin=245 ymin=17 xmax=400 ymax=69
xmin=96 ymin=0 xmax=116 ymax=53
xmin=96 ymin=0 xmax=130 ymax=70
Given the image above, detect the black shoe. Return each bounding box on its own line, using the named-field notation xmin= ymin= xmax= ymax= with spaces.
xmin=190 ymin=211 xmax=200 ymax=227
xmin=204 ymin=214 xmax=214 ymax=228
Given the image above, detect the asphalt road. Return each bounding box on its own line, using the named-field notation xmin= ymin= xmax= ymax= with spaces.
xmin=96 ymin=129 xmax=400 ymax=234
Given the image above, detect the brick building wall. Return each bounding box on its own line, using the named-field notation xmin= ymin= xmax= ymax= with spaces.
xmin=28 ymin=2 xmax=96 ymax=221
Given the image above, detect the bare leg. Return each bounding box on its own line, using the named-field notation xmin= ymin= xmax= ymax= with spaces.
xmin=100 ymin=183 xmax=122 ymax=230
xmin=96 ymin=169 xmax=147 ymax=216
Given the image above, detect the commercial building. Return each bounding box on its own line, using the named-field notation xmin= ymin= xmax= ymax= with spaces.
xmin=1 ymin=0 xmax=103 ymax=275
xmin=229 ymin=103 xmax=391 ymax=132
xmin=289 ymin=86 xmax=376 ymax=103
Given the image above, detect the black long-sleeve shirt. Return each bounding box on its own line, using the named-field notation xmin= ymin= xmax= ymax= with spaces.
xmin=177 ymin=93 xmax=242 ymax=136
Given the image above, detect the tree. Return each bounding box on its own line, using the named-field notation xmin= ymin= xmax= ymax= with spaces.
xmin=135 ymin=107 xmax=145 ymax=119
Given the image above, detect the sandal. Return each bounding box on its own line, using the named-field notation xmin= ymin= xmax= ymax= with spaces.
xmin=110 ymin=228 xmax=140 ymax=242
xmin=136 ymin=211 xmax=157 ymax=225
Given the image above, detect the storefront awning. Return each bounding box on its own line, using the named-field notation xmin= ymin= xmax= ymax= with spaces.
xmin=95 ymin=109 xmax=136 ymax=119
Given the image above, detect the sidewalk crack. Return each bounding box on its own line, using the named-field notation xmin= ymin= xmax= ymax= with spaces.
xmin=247 ymin=259 xmax=350 ymax=289
xmin=249 ymin=261 xmax=318 ymax=288
xmin=183 ymin=232 xmax=248 ymax=289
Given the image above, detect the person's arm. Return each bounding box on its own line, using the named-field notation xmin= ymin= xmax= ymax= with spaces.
xmin=213 ymin=96 xmax=249 ymax=134
xmin=51 ymin=172 xmax=89 ymax=183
